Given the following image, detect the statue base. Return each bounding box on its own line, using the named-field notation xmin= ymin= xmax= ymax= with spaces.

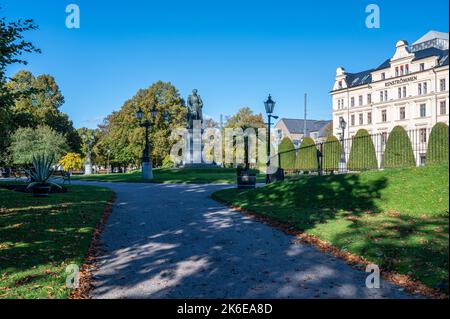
xmin=141 ymin=162 xmax=153 ymax=180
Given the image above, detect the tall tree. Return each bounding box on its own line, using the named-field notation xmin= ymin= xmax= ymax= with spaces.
xmin=0 ymin=12 xmax=40 ymax=165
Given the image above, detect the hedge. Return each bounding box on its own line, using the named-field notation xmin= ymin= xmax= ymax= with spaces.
xmin=278 ymin=137 xmax=296 ymax=170
xmin=322 ymin=135 xmax=341 ymax=171
xmin=427 ymin=122 xmax=449 ymax=166
xmin=384 ymin=126 xmax=415 ymax=169
xmin=295 ymin=137 xmax=318 ymax=171
xmin=348 ymin=129 xmax=378 ymax=171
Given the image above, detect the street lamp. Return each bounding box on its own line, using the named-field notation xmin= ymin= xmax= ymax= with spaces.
xmin=82 ymin=133 xmax=95 ymax=175
xmin=264 ymin=95 xmax=278 ymax=184
xmin=339 ymin=118 xmax=347 ymax=172
xmin=135 ymin=106 xmax=157 ymax=180
xmin=106 ymin=149 xmax=111 ymax=174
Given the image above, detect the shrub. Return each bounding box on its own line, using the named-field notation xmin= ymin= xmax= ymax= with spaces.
xmin=348 ymin=129 xmax=378 ymax=170
xmin=278 ymin=137 xmax=296 ymax=170
xmin=295 ymin=137 xmax=318 ymax=171
xmin=427 ymin=122 xmax=449 ymax=166
xmin=322 ymin=135 xmax=341 ymax=171
xmin=59 ymin=153 xmax=83 ymax=172
xmin=384 ymin=126 xmax=415 ymax=168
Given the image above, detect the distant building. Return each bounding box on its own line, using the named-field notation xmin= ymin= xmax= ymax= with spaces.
xmin=330 ymin=30 xmax=449 ymax=166
xmin=274 ymin=118 xmax=333 ymax=147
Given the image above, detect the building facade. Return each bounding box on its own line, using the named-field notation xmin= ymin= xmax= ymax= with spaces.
xmin=331 ymin=31 xmax=449 ymax=163
xmin=274 ymin=118 xmax=332 ymax=148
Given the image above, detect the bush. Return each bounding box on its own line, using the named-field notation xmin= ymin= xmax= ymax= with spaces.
xmin=9 ymin=125 xmax=68 ymax=165
xmin=348 ymin=129 xmax=378 ymax=170
xmin=59 ymin=152 xmax=83 ymax=172
xmin=427 ymin=122 xmax=449 ymax=166
xmin=384 ymin=126 xmax=415 ymax=168
xmin=278 ymin=137 xmax=296 ymax=170
xmin=322 ymin=135 xmax=341 ymax=171
xmin=295 ymin=137 xmax=318 ymax=171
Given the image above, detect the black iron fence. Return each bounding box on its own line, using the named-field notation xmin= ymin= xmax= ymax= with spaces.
xmin=273 ymin=125 xmax=448 ymax=177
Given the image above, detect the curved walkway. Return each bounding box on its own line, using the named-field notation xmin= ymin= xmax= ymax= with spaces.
xmin=74 ymin=181 xmax=414 ymax=299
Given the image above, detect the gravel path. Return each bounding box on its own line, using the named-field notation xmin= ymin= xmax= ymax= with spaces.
xmin=73 ymin=181 xmax=414 ymax=299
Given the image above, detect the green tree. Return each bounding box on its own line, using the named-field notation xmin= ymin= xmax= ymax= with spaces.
xmin=9 ymin=125 xmax=68 ymax=165
xmin=0 ymin=13 xmax=40 ymax=165
xmin=295 ymin=137 xmax=318 ymax=171
xmin=99 ymin=81 xmax=187 ymax=167
xmin=427 ymin=122 xmax=449 ymax=166
xmin=384 ymin=126 xmax=415 ymax=168
xmin=322 ymin=135 xmax=341 ymax=171
xmin=348 ymin=129 xmax=378 ymax=170
xmin=278 ymin=137 xmax=295 ymax=170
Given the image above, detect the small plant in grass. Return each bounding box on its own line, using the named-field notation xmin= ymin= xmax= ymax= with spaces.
xmin=322 ymin=135 xmax=341 ymax=171
xmin=384 ymin=126 xmax=415 ymax=169
xmin=278 ymin=137 xmax=296 ymax=170
xmin=348 ymin=129 xmax=378 ymax=171
xmin=427 ymin=122 xmax=449 ymax=166
xmin=26 ymin=154 xmax=62 ymax=197
xmin=295 ymin=137 xmax=318 ymax=171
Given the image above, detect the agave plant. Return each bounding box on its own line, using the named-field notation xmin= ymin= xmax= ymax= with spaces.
xmin=26 ymin=154 xmax=62 ymax=190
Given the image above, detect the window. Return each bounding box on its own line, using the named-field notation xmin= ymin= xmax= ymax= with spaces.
xmin=440 ymin=79 xmax=446 ymax=91
xmin=420 ymin=104 xmax=426 ymax=117
xmin=351 ymin=114 xmax=355 ymax=126
xmin=420 ymin=63 xmax=425 ymax=71
xmin=419 ymin=128 xmax=427 ymax=143
xmin=359 ymin=113 xmax=363 ymax=125
xmin=367 ymin=112 xmax=372 ymax=124
xmin=398 ymin=87 xmax=402 ymax=99
xmin=400 ymin=65 xmax=404 ymax=75
xmin=384 ymin=90 xmax=388 ymax=101
xmin=381 ymin=72 xmax=386 ymax=80
xmin=380 ymin=91 xmax=384 ymax=102
xmin=381 ymin=110 xmax=387 ymax=122
xmin=405 ymin=64 xmax=409 ymax=74
xmin=418 ymin=83 xmax=422 ymax=95
xmin=337 ymin=99 xmax=341 ymax=109
xmin=440 ymin=101 xmax=447 ymax=115
xmin=400 ymin=107 xmax=406 ymax=120
xmin=403 ymin=86 xmax=407 ymax=98
xmin=367 ymin=93 xmax=372 ymax=104
xmin=423 ymin=82 xmax=427 ymax=94
xmin=395 ymin=67 xmax=399 ymax=77
xmin=381 ymin=132 xmax=388 ymax=145
xmin=359 ymin=95 xmax=363 ymax=106
xmin=351 ymin=97 xmax=355 ymax=107
xmin=338 ymin=81 xmax=343 ymax=89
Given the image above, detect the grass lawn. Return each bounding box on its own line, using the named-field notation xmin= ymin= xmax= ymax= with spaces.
xmin=212 ymin=165 xmax=449 ymax=293
xmin=72 ymin=167 xmax=266 ymax=184
xmin=0 ymin=183 xmax=113 ymax=299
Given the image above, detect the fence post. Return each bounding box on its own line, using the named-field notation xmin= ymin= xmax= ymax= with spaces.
xmin=317 ymin=143 xmax=323 ymax=176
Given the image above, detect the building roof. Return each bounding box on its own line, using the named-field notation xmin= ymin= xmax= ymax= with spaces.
xmin=413 ymin=30 xmax=449 ymax=45
xmin=277 ymin=118 xmax=332 ymax=136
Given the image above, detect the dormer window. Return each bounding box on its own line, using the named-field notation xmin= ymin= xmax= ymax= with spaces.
xmin=420 ymin=63 xmax=425 ymax=71
xmin=395 ymin=67 xmax=399 ymax=77
xmin=381 ymin=72 xmax=386 ymax=80
xmin=405 ymin=64 xmax=409 ymax=74
xmin=400 ymin=65 xmax=404 ymax=75
xmin=338 ymin=81 xmax=343 ymax=89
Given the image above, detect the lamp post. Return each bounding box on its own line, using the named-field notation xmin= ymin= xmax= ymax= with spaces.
xmin=82 ymin=133 xmax=95 ymax=175
xmin=106 ymin=149 xmax=111 ymax=174
xmin=136 ymin=106 xmax=157 ymax=180
xmin=264 ymin=95 xmax=278 ymax=184
xmin=339 ymin=118 xmax=347 ymax=172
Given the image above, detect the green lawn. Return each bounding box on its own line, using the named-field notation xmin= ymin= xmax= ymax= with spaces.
xmin=0 ymin=183 xmax=113 ymax=299
xmin=72 ymin=167 xmax=266 ymax=184
xmin=212 ymin=165 xmax=449 ymax=292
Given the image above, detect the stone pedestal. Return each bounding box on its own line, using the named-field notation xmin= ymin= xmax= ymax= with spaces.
xmin=85 ymin=162 xmax=92 ymax=175
xmin=142 ymin=161 xmax=153 ymax=180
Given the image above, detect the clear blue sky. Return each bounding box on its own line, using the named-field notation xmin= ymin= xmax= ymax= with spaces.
xmin=3 ymin=0 xmax=449 ymax=128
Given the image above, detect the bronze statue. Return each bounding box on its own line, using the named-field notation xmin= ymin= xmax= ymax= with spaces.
xmin=187 ymin=89 xmax=203 ymax=129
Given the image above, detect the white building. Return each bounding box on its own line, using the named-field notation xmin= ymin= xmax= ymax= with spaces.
xmin=274 ymin=119 xmax=332 ymax=147
xmin=331 ymin=30 xmax=449 ymax=165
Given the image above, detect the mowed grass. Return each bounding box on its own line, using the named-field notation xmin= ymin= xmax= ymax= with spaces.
xmin=0 ymin=183 xmax=113 ymax=299
xmin=73 ymin=167 xmax=265 ymax=184
xmin=212 ymin=165 xmax=449 ymax=292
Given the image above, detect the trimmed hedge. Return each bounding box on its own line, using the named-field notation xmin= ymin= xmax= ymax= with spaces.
xmin=278 ymin=137 xmax=296 ymax=170
xmin=427 ymin=122 xmax=449 ymax=166
xmin=348 ymin=129 xmax=378 ymax=171
xmin=384 ymin=126 xmax=415 ymax=168
xmin=295 ymin=137 xmax=318 ymax=171
xmin=322 ymin=135 xmax=341 ymax=171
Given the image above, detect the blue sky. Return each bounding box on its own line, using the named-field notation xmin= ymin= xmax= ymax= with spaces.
xmin=2 ymin=0 xmax=449 ymax=128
